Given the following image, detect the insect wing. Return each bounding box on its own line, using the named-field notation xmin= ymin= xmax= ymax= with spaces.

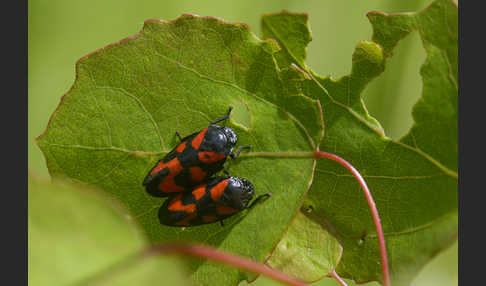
xmin=158 ymin=177 xmax=233 ymax=226
xmin=142 ymin=132 xmax=200 ymax=196
xmin=159 ymin=193 xmax=199 ymax=226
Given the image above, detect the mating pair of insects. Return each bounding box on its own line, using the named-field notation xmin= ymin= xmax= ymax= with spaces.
xmin=143 ymin=107 xmax=270 ymax=227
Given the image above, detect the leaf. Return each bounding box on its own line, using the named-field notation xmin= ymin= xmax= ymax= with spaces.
xmin=261 ymin=0 xmax=457 ymax=285
xmin=36 ymin=15 xmax=324 ymax=285
xmin=265 ymin=211 xmax=343 ymax=283
xmin=28 ymin=175 xmax=189 ymax=286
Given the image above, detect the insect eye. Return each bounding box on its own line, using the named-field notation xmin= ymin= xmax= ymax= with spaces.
xmin=222 ymin=127 xmax=237 ymax=145
xmin=217 ymin=133 xmax=226 ymax=142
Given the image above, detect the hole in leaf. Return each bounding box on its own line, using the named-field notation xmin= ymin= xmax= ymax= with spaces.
xmin=301 ymin=197 xmax=316 ymax=213
xmin=358 ymin=231 xmax=367 ymax=245
xmin=230 ymin=100 xmax=252 ymax=131
xmin=363 ymin=31 xmax=426 ymax=140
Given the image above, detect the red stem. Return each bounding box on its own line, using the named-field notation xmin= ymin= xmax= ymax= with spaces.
xmin=329 ymin=270 xmax=348 ymax=286
xmin=145 ymin=243 xmax=308 ymax=286
xmin=314 ymin=150 xmax=391 ymax=286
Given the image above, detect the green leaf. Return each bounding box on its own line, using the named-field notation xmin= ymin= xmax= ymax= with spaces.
xmin=266 ymin=211 xmax=343 ymax=283
xmin=36 ymin=15 xmax=324 ymax=285
xmin=262 ymin=0 xmax=457 ymax=285
xmin=28 ymin=176 xmax=189 ymax=286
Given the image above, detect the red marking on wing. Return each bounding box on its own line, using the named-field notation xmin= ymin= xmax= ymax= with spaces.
xmin=176 ymin=141 xmax=186 ymax=153
xmin=217 ymin=205 xmax=239 ymax=215
xmin=198 ymin=151 xmax=226 ymax=163
xmin=191 ymin=127 xmax=208 ymax=149
xmin=190 ymin=166 xmax=206 ymax=182
xmin=202 ymin=215 xmax=218 ymax=223
xmin=150 ymin=161 xmax=168 ymax=175
xmin=175 ymin=213 xmax=198 ymax=226
xmin=159 ymin=179 xmax=184 ymax=192
xmin=158 ymin=158 xmax=185 ymax=192
xmin=192 ymin=184 xmax=207 ymax=200
xmin=210 ymin=179 xmax=229 ymax=202
xmin=168 ymin=198 xmax=196 ymax=213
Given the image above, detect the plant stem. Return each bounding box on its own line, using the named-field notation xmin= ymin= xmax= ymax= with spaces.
xmin=145 ymin=243 xmax=308 ymax=286
xmin=329 ymin=270 xmax=348 ymax=286
xmin=314 ymin=150 xmax=390 ymax=286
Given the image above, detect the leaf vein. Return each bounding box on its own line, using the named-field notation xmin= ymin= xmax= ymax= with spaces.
xmin=94 ymin=86 xmax=166 ymax=149
xmin=43 ymin=142 xmax=168 ymax=156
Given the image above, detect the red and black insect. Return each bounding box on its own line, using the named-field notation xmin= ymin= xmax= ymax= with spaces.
xmin=158 ymin=176 xmax=270 ymax=227
xmin=143 ymin=107 xmax=250 ymax=197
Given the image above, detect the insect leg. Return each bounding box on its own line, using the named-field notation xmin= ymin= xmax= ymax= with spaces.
xmin=222 ymin=162 xmax=231 ymax=176
xmin=211 ymin=106 xmax=233 ymax=125
xmin=220 ymin=220 xmax=225 ymax=227
xmin=175 ymin=131 xmax=183 ymax=142
xmin=230 ymin=145 xmax=252 ymax=159
xmin=248 ymin=193 xmax=271 ymax=209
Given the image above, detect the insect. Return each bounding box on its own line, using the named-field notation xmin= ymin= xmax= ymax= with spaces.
xmin=158 ymin=176 xmax=271 ymax=227
xmin=142 ymin=107 xmax=251 ymax=197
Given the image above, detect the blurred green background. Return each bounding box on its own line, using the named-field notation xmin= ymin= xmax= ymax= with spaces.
xmin=28 ymin=0 xmax=457 ymax=285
